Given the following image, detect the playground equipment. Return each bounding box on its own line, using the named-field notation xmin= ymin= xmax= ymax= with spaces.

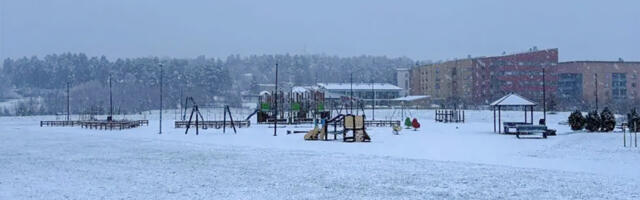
xmin=303 ymin=115 xmax=343 ymax=140
xmin=181 ymin=97 xmax=206 ymax=135
xmin=411 ymin=118 xmax=421 ymax=131
xmin=303 ymin=114 xmax=373 ymax=142
xmin=303 ymin=114 xmax=370 ymax=142
xmin=435 ymin=109 xmax=465 ymax=123
xmin=392 ymin=124 xmax=402 ymax=135
xmin=343 ymin=115 xmax=370 ymax=142
xmin=176 ymin=97 xmax=243 ymax=135
xmin=303 ymin=120 xmax=328 ymax=140
xmin=257 ymin=87 xmax=329 ymax=125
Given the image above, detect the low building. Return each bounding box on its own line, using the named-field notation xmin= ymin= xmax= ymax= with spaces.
xmin=317 ymin=83 xmax=402 ymax=106
xmin=556 ymin=60 xmax=640 ymax=111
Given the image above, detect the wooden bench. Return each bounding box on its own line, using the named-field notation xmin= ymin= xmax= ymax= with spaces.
xmin=515 ymin=125 xmax=548 ymax=139
xmin=503 ymin=122 xmax=530 ymax=134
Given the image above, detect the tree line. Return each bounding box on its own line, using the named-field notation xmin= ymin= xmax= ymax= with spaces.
xmin=0 ymin=53 xmax=414 ymax=115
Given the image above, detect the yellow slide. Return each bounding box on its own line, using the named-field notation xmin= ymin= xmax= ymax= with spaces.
xmin=304 ymin=126 xmax=327 ymax=140
xmin=317 ymin=125 xmax=327 ymax=140
xmin=304 ymin=127 xmax=320 ymax=140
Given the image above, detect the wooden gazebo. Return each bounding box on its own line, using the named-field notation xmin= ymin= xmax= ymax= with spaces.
xmin=490 ymin=93 xmax=537 ymax=134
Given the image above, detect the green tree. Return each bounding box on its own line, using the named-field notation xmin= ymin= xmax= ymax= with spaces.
xmin=568 ymin=110 xmax=585 ymax=131
xmin=585 ymin=110 xmax=600 ymax=132
xmin=600 ymin=107 xmax=616 ymax=132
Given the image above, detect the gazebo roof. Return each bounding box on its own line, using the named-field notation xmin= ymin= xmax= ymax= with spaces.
xmin=490 ymin=93 xmax=536 ymax=106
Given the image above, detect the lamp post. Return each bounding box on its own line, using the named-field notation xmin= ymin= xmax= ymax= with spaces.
xmin=595 ymin=73 xmax=598 ymax=111
xmin=543 ymin=67 xmax=546 ymax=123
xmin=371 ymin=79 xmax=375 ymax=120
xmin=350 ymin=72 xmax=353 ymax=114
xmin=109 ymin=74 xmax=113 ymax=121
xmin=66 ymin=81 xmax=70 ymax=121
xmin=159 ymin=63 xmax=163 ymax=134
xmin=274 ymin=62 xmax=278 ymax=136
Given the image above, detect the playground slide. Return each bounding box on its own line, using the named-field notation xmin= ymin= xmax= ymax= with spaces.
xmin=354 ymin=130 xmax=371 ymax=142
xmin=317 ymin=125 xmax=327 ymax=139
xmin=326 ymin=114 xmax=345 ymax=123
xmin=304 ymin=122 xmax=328 ymax=140
xmin=304 ymin=127 xmax=320 ymax=140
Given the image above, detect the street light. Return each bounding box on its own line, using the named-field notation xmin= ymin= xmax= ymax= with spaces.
xmin=159 ymin=63 xmax=163 ymax=134
xmin=274 ymin=62 xmax=279 ymax=136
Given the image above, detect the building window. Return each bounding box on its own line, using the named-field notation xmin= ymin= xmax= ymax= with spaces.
xmin=612 ymin=73 xmax=627 ymax=99
xmin=558 ymin=73 xmax=583 ymax=100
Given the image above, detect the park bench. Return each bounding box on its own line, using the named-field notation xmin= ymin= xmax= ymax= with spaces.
xmin=503 ymin=122 xmax=530 ymax=134
xmin=515 ymin=124 xmax=548 ymax=139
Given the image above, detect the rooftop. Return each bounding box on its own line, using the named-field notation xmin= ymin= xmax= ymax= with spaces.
xmin=559 ymin=60 xmax=640 ymax=65
xmin=317 ymin=83 xmax=402 ymax=91
xmin=490 ymin=93 xmax=537 ymax=106
xmin=392 ymin=95 xmax=430 ymax=101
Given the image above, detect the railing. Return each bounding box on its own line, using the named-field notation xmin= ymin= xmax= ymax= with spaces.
xmin=174 ymin=120 xmax=250 ymax=129
xmin=364 ymin=120 xmax=401 ymax=127
xmin=40 ymin=120 xmax=149 ymax=130
xmin=40 ymin=120 xmax=81 ymax=127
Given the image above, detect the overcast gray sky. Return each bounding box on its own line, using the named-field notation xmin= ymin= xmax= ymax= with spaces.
xmin=1 ymin=0 xmax=638 ymax=62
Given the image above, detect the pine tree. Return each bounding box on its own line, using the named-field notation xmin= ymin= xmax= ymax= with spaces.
xmin=568 ymin=110 xmax=585 ymax=130
xmin=585 ymin=110 xmax=600 ymax=132
xmin=600 ymin=107 xmax=616 ymax=132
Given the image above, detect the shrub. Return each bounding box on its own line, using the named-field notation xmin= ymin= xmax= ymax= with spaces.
xmin=600 ymin=107 xmax=616 ymax=132
xmin=568 ymin=110 xmax=585 ymax=131
xmin=585 ymin=110 xmax=601 ymax=132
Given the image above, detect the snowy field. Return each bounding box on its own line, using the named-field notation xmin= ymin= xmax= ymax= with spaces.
xmin=1 ymin=109 xmax=640 ymax=199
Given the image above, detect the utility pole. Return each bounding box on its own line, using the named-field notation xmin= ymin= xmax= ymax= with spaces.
xmin=350 ymin=72 xmax=353 ymax=114
xmin=542 ymin=67 xmax=546 ymax=123
xmin=371 ymin=79 xmax=375 ymax=120
xmin=66 ymin=81 xmax=70 ymax=121
xmin=595 ymin=73 xmax=598 ymax=111
xmin=159 ymin=63 xmax=163 ymax=134
xmin=109 ymin=74 xmax=113 ymax=121
xmin=274 ymin=62 xmax=278 ymax=136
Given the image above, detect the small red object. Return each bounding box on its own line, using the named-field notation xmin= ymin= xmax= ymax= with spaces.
xmin=412 ymin=118 xmax=420 ymax=130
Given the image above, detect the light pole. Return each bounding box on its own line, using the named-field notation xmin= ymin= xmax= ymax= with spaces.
xmin=595 ymin=73 xmax=598 ymax=111
xmin=371 ymin=79 xmax=375 ymax=120
xmin=350 ymin=72 xmax=353 ymax=114
xmin=109 ymin=74 xmax=113 ymax=121
xmin=159 ymin=63 xmax=163 ymax=134
xmin=274 ymin=62 xmax=279 ymax=136
xmin=66 ymin=81 xmax=70 ymax=121
xmin=543 ymin=67 xmax=546 ymax=124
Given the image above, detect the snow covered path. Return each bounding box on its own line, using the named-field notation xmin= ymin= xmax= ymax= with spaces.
xmin=1 ymin=110 xmax=640 ymax=199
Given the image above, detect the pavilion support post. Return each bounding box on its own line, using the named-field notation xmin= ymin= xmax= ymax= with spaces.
xmin=524 ymin=106 xmax=527 ymax=123
xmin=493 ymin=106 xmax=496 ymax=132
xmin=498 ymin=106 xmax=502 ymax=134
xmin=530 ymin=106 xmax=534 ymax=124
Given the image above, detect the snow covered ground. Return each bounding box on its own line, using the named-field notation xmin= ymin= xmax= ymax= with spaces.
xmin=1 ymin=109 xmax=639 ymax=199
